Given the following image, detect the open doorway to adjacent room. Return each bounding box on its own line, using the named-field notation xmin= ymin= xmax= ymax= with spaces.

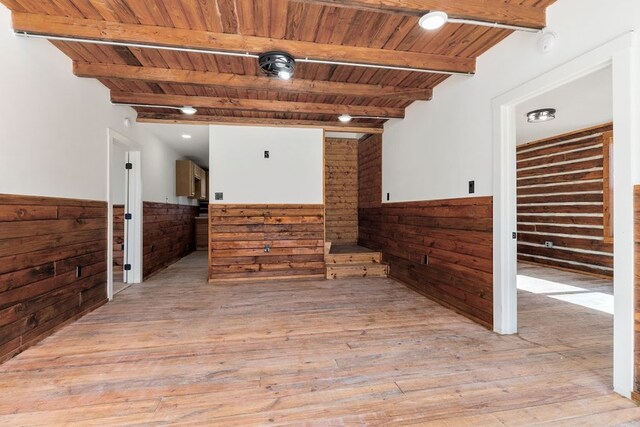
xmin=514 ymin=66 xmax=614 ymax=383
xmin=140 ymin=122 xmax=210 ymax=279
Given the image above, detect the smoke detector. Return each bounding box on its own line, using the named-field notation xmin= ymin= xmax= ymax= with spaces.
xmin=537 ymin=32 xmax=557 ymax=54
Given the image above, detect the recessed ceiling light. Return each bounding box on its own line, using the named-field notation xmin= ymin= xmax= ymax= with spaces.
xmin=527 ymin=108 xmax=556 ymax=123
xmin=181 ymin=134 xmax=192 ymax=139
xmin=338 ymin=114 xmax=353 ymax=123
xmin=259 ymin=51 xmax=296 ymax=80
xmin=419 ymin=11 xmax=448 ymax=30
xmin=180 ymin=106 xmax=197 ymax=115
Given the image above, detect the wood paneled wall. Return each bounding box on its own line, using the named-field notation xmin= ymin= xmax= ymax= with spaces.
xmin=358 ymin=134 xmax=382 ymax=209
xmin=325 ymin=138 xmax=358 ymax=245
xmin=516 ymin=124 xmax=613 ymax=277
xmin=0 ymin=194 xmax=108 ymax=362
xmin=209 ymin=204 xmax=325 ymax=283
xmin=113 ymin=204 xmax=124 ymax=270
xmin=359 ymin=198 xmax=493 ymax=328
xmin=143 ymin=202 xmax=198 ymax=279
xmin=195 ymin=217 xmax=208 ymax=251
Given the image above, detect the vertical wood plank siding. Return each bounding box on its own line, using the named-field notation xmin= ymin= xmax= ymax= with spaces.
xmin=325 ymin=138 xmax=358 ymax=245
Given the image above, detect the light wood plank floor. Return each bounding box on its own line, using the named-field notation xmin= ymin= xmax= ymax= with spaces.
xmin=0 ymin=253 xmax=637 ymax=426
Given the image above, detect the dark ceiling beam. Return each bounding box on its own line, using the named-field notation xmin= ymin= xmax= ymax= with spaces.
xmin=294 ymin=0 xmax=546 ymax=30
xmin=74 ymin=62 xmax=433 ymax=101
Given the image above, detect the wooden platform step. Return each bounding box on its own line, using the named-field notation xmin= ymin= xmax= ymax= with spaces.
xmin=325 ymin=252 xmax=382 ymax=265
xmin=326 ymin=263 xmax=389 ymax=280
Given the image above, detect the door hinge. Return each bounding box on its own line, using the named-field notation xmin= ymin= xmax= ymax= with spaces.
xmin=125 ymin=213 xmax=132 ymax=220
xmin=125 ymin=162 xmax=133 ymax=170
xmin=124 ymin=264 xmax=132 ymax=271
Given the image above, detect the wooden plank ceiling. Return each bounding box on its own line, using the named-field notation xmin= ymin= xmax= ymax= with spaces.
xmin=1 ymin=0 xmax=556 ymax=132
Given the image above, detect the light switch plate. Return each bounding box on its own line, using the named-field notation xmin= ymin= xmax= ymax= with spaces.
xmin=215 ymin=192 xmax=223 ymax=200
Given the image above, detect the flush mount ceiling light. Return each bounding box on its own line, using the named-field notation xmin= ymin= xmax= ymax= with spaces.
xmin=419 ymin=11 xmax=449 ymax=30
xmin=180 ymin=106 xmax=197 ymax=115
xmin=527 ymin=108 xmax=556 ymax=123
xmin=418 ymin=10 xmax=541 ymax=33
xmin=258 ymin=51 xmax=296 ymax=80
xmin=338 ymin=114 xmax=353 ymax=123
xmin=181 ymin=134 xmax=192 ymax=139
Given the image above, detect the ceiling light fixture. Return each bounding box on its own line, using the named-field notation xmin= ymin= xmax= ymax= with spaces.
xmin=259 ymin=51 xmax=296 ymax=80
xmin=338 ymin=114 xmax=353 ymax=123
xmin=419 ymin=11 xmax=449 ymax=30
xmin=527 ymin=108 xmax=556 ymax=123
xmin=418 ymin=11 xmax=541 ymax=33
xmin=180 ymin=106 xmax=197 ymax=115
xmin=181 ymin=134 xmax=192 ymax=139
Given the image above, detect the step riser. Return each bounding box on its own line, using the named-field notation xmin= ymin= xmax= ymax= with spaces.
xmin=325 ymin=253 xmax=382 ymax=265
xmin=326 ymin=265 xmax=389 ymax=280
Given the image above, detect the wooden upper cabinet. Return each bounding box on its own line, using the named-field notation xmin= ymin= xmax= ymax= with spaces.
xmin=176 ymin=160 xmax=208 ymax=200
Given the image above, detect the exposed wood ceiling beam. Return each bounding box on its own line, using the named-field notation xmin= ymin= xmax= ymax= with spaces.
xmin=136 ymin=113 xmax=384 ymax=134
xmin=74 ymin=63 xmax=433 ymax=101
xmin=112 ymin=92 xmax=405 ymax=118
xmin=12 ymin=13 xmax=475 ymax=74
xmin=295 ymin=0 xmax=546 ymax=29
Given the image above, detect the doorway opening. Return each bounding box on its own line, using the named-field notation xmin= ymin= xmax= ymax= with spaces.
xmin=492 ymin=33 xmax=637 ymax=397
xmin=514 ymin=66 xmax=614 ymax=387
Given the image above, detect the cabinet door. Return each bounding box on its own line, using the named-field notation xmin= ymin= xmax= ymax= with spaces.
xmin=176 ymin=160 xmax=195 ymax=197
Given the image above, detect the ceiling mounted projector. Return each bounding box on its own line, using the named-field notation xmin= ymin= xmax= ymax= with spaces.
xmin=258 ymin=51 xmax=296 ymax=80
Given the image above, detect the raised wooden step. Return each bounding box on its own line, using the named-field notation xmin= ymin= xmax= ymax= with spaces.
xmin=325 ymin=252 xmax=382 ymax=265
xmin=326 ymin=263 xmax=389 ymax=280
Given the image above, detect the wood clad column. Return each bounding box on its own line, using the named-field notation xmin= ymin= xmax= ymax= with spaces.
xmin=634 ymin=186 xmax=640 ymax=400
xmin=325 ymin=138 xmax=358 ymax=245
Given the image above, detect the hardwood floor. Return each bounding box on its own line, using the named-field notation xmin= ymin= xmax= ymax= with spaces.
xmin=0 ymin=253 xmax=637 ymax=425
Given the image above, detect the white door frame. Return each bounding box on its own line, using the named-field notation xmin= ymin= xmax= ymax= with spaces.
xmin=107 ymin=129 xmax=143 ymax=300
xmin=492 ymin=32 xmax=638 ymax=397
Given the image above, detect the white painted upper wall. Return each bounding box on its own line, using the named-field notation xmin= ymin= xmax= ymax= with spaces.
xmin=515 ymin=66 xmax=613 ymax=145
xmin=382 ymin=0 xmax=640 ymax=202
xmin=0 ymin=4 xmax=193 ymax=205
xmin=209 ymin=125 xmax=323 ymax=204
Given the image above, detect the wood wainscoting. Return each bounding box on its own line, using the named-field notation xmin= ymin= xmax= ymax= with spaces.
xmin=359 ymin=197 xmax=493 ymax=328
xmin=325 ymin=138 xmax=358 ymax=245
xmin=143 ymin=202 xmax=199 ymax=279
xmin=209 ymin=204 xmax=325 ymax=283
xmin=516 ymin=124 xmax=613 ymax=277
xmin=0 ymin=194 xmax=108 ymax=362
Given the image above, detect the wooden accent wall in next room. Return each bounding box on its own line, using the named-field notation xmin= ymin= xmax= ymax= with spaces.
xmin=357 ymin=135 xmax=493 ymax=328
xmin=516 ymin=124 xmax=613 ymax=277
xmin=325 ymin=138 xmax=358 ymax=245
xmin=634 ymin=185 xmax=640 ymax=400
xmin=208 ymin=205 xmax=325 ymax=283
xmin=143 ymin=202 xmax=199 ymax=279
xmin=0 ymin=194 xmax=108 ymax=362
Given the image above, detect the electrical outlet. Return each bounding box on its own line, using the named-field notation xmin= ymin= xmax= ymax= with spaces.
xmin=215 ymin=192 xmax=223 ymax=200
xmin=545 ymin=241 xmax=554 ymax=248
xmin=76 ymin=265 xmax=82 ymax=278
xmin=468 ymin=180 xmax=475 ymax=194
xmin=264 ymin=244 xmax=270 ymax=253
xmin=264 ymin=150 xmax=270 ymax=159
xmin=423 ymin=255 xmax=429 ymax=265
